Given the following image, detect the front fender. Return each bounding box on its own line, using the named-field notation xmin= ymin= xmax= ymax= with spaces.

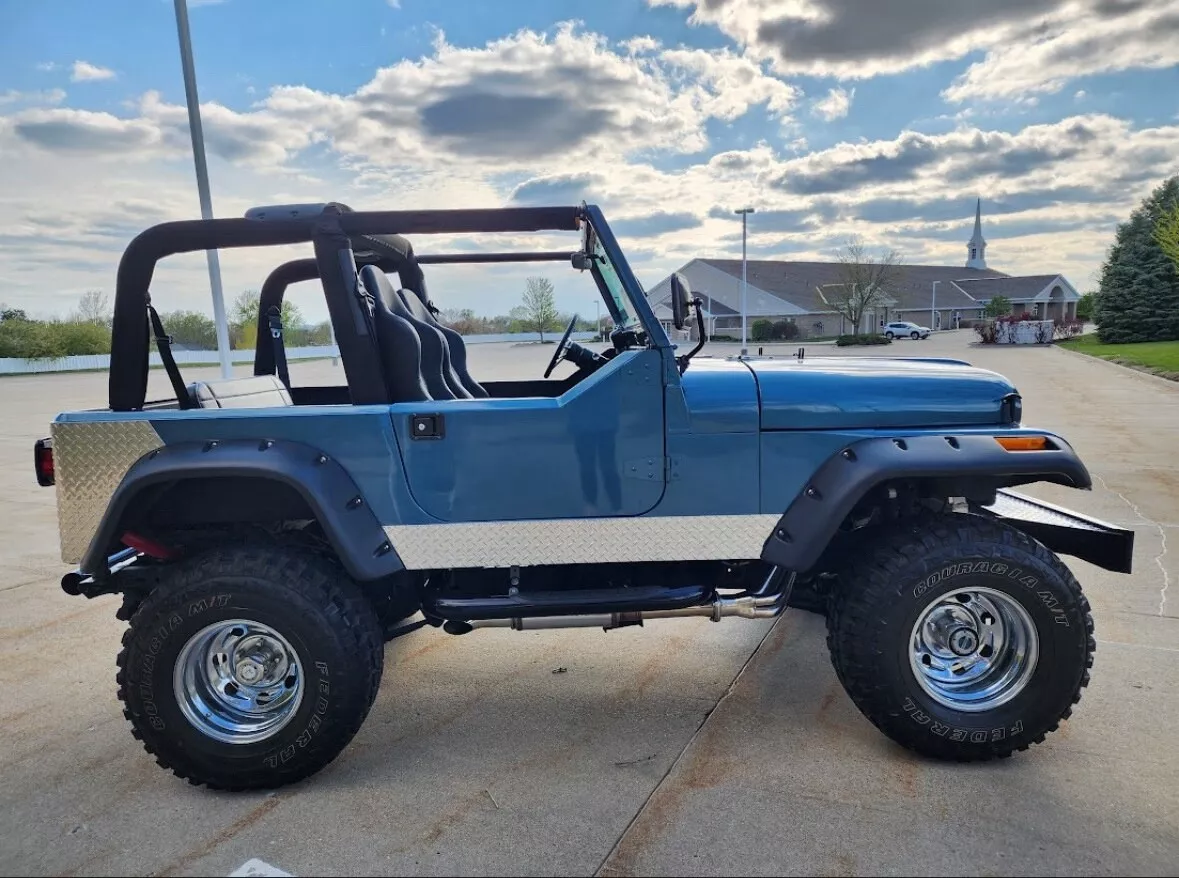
xmin=760 ymin=433 xmax=1091 ymax=573
xmin=80 ymin=438 xmax=403 ymax=581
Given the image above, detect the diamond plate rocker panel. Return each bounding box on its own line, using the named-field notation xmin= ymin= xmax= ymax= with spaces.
xmin=51 ymin=420 xmax=163 ymax=564
xmin=385 ymin=514 xmax=781 ymax=570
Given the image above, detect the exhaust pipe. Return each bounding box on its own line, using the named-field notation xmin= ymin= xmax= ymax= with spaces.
xmin=446 ymin=569 xmax=795 ymax=634
xmin=61 ymin=547 xmax=139 ymax=597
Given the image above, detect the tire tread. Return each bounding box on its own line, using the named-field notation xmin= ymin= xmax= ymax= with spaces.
xmin=826 ymin=513 xmax=1095 ymax=761
xmin=116 ymin=543 xmax=383 ymax=791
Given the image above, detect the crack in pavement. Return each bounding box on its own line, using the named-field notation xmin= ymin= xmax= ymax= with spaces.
xmin=593 ymin=618 xmax=781 ymax=877
xmin=1094 ymin=473 xmax=1170 ymax=617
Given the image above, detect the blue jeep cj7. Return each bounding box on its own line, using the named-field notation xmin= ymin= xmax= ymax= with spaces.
xmin=35 ymin=203 xmax=1134 ymax=790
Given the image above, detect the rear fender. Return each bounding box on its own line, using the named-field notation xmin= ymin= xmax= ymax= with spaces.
xmin=80 ymin=438 xmax=403 ymax=581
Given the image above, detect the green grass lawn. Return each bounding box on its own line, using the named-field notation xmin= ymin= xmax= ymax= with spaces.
xmin=1059 ymin=335 xmax=1179 ymax=377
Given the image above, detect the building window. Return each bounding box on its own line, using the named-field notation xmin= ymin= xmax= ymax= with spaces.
xmin=970 ymin=248 xmax=977 ymax=260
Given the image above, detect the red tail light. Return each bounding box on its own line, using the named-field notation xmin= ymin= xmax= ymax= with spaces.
xmin=34 ymin=437 xmax=54 ymax=487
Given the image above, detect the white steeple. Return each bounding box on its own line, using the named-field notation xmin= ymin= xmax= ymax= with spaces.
xmin=966 ymin=198 xmax=987 ymax=270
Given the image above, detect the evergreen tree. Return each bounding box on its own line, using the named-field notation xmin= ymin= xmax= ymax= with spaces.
xmin=1096 ymin=176 xmax=1179 ymax=343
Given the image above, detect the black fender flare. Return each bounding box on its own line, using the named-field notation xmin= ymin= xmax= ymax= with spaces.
xmin=81 ymin=438 xmax=403 ymax=582
xmin=759 ymin=433 xmax=1092 ymax=572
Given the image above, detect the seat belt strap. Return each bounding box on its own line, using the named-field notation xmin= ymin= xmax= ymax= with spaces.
xmin=147 ymin=303 xmax=193 ymax=409
xmin=267 ymin=306 xmax=291 ymax=390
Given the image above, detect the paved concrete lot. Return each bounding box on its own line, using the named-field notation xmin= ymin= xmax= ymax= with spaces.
xmin=1 ymin=332 xmax=1177 ymax=876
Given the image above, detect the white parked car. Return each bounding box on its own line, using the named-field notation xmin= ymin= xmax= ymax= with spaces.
xmin=882 ymin=321 xmax=931 ymax=340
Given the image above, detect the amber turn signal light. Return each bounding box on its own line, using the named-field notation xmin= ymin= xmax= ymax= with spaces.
xmin=995 ymin=435 xmax=1051 ymax=451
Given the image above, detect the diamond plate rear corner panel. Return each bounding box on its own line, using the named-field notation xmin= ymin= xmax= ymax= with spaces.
xmin=52 ymin=420 xmax=163 ymax=564
xmin=385 ymin=514 xmax=780 ymax=570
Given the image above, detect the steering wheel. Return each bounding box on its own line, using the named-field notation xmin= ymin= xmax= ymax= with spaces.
xmin=543 ymin=315 xmax=580 ymax=379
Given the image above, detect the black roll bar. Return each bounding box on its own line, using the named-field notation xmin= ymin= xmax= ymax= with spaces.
xmin=109 ymin=206 xmax=583 ymax=410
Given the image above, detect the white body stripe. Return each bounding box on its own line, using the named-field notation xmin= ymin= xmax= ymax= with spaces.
xmin=385 ymin=514 xmax=780 ymax=569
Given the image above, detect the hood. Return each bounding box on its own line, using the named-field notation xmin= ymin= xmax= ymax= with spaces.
xmin=741 ymin=356 xmax=1017 ymax=430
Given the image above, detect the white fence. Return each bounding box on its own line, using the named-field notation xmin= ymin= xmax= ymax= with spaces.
xmin=995 ymin=320 xmax=1054 ymax=344
xmin=0 ymin=332 xmax=598 ymax=375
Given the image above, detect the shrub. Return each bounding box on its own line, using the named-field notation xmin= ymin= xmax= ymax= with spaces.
xmin=1053 ymin=320 xmax=1084 ymax=341
xmin=974 ymin=321 xmax=999 ymax=344
xmin=835 ymin=334 xmax=892 ymax=347
xmin=159 ymin=311 xmax=217 ymax=349
xmin=751 ymin=318 xmax=775 ymax=342
xmin=0 ymin=320 xmax=66 ymax=358
xmin=983 ymin=296 xmax=1012 ymax=319
xmin=1076 ymin=292 xmax=1096 ymax=321
xmin=52 ymin=319 xmax=112 ymax=355
xmin=772 ymin=319 xmax=800 ymax=341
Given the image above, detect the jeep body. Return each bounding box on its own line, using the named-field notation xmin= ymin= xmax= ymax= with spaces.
xmin=36 ymin=202 xmax=1134 ymax=789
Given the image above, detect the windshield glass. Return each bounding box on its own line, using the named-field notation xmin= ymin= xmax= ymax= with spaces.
xmin=592 ymin=234 xmax=639 ymax=331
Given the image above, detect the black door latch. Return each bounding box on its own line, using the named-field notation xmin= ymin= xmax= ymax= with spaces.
xmin=410 ymin=414 xmax=445 ymax=440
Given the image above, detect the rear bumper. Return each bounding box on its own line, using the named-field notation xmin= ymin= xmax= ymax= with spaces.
xmin=975 ymin=489 xmax=1135 ymax=574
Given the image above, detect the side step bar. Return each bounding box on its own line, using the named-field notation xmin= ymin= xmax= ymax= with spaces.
xmin=434 ymin=568 xmax=795 ymax=635
xmin=974 ymin=489 xmax=1135 ymax=574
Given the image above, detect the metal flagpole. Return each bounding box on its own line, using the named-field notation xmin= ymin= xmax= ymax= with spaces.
xmin=174 ymin=0 xmax=232 ymax=379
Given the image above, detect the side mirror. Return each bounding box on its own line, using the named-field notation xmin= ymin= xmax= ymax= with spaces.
xmin=671 ymin=272 xmax=692 ymax=330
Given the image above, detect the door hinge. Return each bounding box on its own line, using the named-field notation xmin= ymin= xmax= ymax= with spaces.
xmin=624 ymin=456 xmax=679 ymax=481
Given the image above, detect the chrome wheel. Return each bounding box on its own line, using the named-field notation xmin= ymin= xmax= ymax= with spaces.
xmin=909 ymin=588 xmax=1039 ymax=712
xmin=174 ymin=619 xmax=304 ymax=744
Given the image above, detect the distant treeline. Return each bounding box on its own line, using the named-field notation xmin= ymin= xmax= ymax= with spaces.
xmin=0 ymin=290 xmax=603 ymax=359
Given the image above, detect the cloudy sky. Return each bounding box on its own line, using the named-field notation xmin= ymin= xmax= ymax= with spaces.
xmin=1 ymin=0 xmax=1177 ymax=321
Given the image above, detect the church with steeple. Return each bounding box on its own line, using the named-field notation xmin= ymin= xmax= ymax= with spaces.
xmin=649 ymin=199 xmax=1083 ymax=338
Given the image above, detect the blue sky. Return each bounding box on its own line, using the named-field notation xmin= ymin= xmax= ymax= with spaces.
xmin=1 ymin=0 xmax=1177 ymax=321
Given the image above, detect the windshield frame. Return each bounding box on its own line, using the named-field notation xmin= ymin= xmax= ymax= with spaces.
xmin=582 ymin=205 xmax=670 ymax=350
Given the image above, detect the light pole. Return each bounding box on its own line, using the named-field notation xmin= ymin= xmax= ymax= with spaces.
xmin=173 ymin=0 xmax=232 ymax=379
xmin=735 ymin=207 xmax=755 ymax=354
xmin=931 ymin=281 xmax=939 ymax=333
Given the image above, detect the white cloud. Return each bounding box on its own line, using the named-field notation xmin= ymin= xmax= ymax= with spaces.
xmin=70 ymin=60 xmax=116 ymax=82
xmin=658 ymin=46 xmax=798 ymax=123
xmin=622 ymin=35 xmax=661 ymax=54
xmin=811 ymin=86 xmax=853 ymax=121
xmin=35 ymin=61 xmax=57 ymax=72
xmin=386 ymin=0 xmax=401 ymax=7
xmin=12 ymin=26 xmax=798 ymax=176
xmin=943 ymin=1 xmax=1179 ymax=101
xmin=0 ymin=89 xmax=66 ymax=106
xmin=653 ymin=0 xmax=1179 ymax=100
xmin=1 ymin=20 xmax=1175 ymax=317
xmin=1074 ymin=89 xmax=1087 ymax=100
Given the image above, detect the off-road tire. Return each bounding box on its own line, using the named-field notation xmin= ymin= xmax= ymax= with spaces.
xmin=827 ymin=514 xmax=1094 ymax=761
xmin=117 ymin=543 xmax=384 ymax=790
